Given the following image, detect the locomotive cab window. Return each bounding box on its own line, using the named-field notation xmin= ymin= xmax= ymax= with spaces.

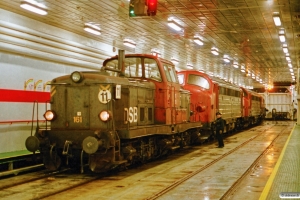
xmin=163 ymin=65 xmax=178 ymax=83
xmin=177 ymin=74 xmax=184 ymax=85
xmin=187 ymin=74 xmax=210 ymax=90
xmin=103 ymin=60 xmax=119 ymax=77
xmin=144 ymin=58 xmax=161 ymax=81
xmin=124 ymin=57 xmax=143 ymax=78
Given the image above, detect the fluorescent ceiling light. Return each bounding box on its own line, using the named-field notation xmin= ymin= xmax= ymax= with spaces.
xmin=223 ymin=55 xmax=230 ymax=63
xmin=289 ymin=68 xmax=293 ymax=72
xmin=211 ymin=47 xmax=219 ymax=55
xmin=123 ymin=39 xmax=136 ymax=48
xmin=288 ymin=63 xmax=293 ymax=68
xmin=20 ymin=0 xmax=47 ymax=15
xmin=151 ymin=48 xmax=161 ymax=57
xmin=187 ymin=63 xmax=193 ymax=69
xmin=171 ymin=57 xmax=179 ymax=64
xmin=193 ymin=37 xmax=203 ymax=45
xmin=223 ymin=58 xmax=230 ymax=63
xmin=286 ymin=56 xmax=291 ymax=61
xmin=279 ymin=34 xmax=286 ymax=42
xmin=272 ymin=12 xmax=282 ymax=26
xmin=283 ymin=47 xmax=288 ymax=53
xmin=168 ymin=19 xmax=182 ymax=31
xmin=84 ymin=24 xmax=101 ymax=35
xmin=233 ymin=62 xmax=239 ymax=68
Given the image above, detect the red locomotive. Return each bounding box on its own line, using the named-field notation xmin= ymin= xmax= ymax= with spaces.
xmin=177 ymin=70 xmax=265 ymax=136
xmin=25 ymin=52 xmax=202 ymax=172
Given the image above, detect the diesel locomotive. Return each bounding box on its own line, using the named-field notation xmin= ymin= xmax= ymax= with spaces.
xmin=25 ymin=51 xmax=203 ymax=172
xmin=25 ymin=51 xmax=265 ymax=173
xmin=177 ymin=70 xmax=265 ymax=135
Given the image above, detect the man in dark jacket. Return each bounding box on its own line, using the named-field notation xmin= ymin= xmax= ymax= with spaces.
xmin=215 ymin=112 xmax=225 ymax=148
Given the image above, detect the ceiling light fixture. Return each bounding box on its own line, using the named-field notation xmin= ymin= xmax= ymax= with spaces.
xmin=187 ymin=63 xmax=193 ymax=69
xmin=286 ymin=56 xmax=291 ymax=61
xmin=272 ymin=12 xmax=282 ymax=26
xmin=84 ymin=24 xmax=101 ymax=35
xmin=123 ymin=39 xmax=136 ymax=48
xmin=193 ymin=37 xmax=203 ymax=45
xmin=20 ymin=0 xmax=47 ymax=15
xmin=279 ymin=34 xmax=286 ymax=42
xmin=171 ymin=57 xmax=179 ymax=64
xmin=282 ymin=47 xmax=288 ymax=54
xmin=151 ymin=48 xmax=161 ymax=57
xmin=167 ymin=19 xmax=182 ymax=31
xmin=211 ymin=47 xmax=219 ymax=55
xmin=223 ymin=55 xmax=230 ymax=63
xmin=233 ymin=61 xmax=239 ymax=68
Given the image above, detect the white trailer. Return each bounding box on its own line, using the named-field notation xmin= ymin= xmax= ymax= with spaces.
xmin=260 ymin=91 xmax=296 ymax=120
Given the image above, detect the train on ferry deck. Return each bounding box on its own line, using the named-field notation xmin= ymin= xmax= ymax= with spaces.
xmin=25 ymin=52 xmax=265 ymax=173
xmin=177 ymin=70 xmax=265 ymax=135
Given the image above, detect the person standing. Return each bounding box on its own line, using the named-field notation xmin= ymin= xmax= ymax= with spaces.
xmin=215 ymin=112 xmax=225 ymax=148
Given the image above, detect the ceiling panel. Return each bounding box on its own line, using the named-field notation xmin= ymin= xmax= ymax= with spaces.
xmin=0 ymin=0 xmax=299 ymax=88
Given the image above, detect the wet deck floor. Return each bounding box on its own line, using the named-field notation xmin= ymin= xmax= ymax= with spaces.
xmin=47 ymin=121 xmax=293 ymax=200
xmin=0 ymin=121 xmax=294 ymax=200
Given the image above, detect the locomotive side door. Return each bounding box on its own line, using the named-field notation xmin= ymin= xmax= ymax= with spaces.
xmin=162 ymin=64 xmax=181 ymax=125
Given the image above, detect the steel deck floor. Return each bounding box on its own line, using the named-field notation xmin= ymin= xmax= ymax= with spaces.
xmin=260 ymin=125 xmax=300 ymax=200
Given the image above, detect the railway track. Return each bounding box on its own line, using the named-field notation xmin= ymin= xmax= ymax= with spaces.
xmin=0 ymin=121 xmax=293 ymax=200
xmin=0 ymin=168 xmax=102 ymax=200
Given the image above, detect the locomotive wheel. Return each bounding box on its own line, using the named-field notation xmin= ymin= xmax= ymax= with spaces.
xmin=43 ymin=153 xmax=62 ymax=171
xmin=89 ymin=149 xmax=114 ymax=172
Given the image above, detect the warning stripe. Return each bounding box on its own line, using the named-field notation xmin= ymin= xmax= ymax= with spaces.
xmin=0 ymin=89 xmax=50 ymax=103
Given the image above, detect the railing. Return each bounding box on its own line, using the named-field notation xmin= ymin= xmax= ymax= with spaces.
xmin=0 ymin=120 xmax=46 ymax=125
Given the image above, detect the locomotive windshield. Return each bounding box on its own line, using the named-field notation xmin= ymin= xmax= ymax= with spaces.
xmin=187 ymin=74 xmax=210 ymax=90
xmin=163 ymin=64 xmax=177 ymax=83
xmin=104 ymin=57 xmax=161 ymax=81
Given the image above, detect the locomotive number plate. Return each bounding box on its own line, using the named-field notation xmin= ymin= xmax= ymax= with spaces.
xmin=98 ymin=85 xmax=111 ymax=104
xmin=74 ymin=116 xmax=82 ymax=123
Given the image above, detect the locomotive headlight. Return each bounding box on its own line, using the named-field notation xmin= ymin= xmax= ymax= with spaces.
xmin=99 ymin=110 xmax=111 ymax=122
xmin=71 ymin=71 xmax=83 ymax=83
xmin=44 ymin=110 xmax=56 ymax=121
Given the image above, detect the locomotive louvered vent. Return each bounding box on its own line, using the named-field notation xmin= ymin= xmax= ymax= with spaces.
xmin=140 ymin=107 xmax=145 ymax=121
xmin=148 ymin=108 xmax=153 ymax=121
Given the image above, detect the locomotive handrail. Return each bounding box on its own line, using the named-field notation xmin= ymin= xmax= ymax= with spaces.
xmin=0 ymin=120 xmax=46 ymax=125
xmin=103 ymin=66 xmax=122 ymax=73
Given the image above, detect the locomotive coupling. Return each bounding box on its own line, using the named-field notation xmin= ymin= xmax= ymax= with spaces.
xmin=82 ymin=136 xmax=103 ymax=154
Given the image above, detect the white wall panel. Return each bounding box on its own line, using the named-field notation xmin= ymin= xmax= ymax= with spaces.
xmin=0 ymin=9 xmax=118 ymax=154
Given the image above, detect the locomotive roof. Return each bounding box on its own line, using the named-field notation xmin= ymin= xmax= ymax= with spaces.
xmin=208 ymin=76 xmax=241 ymax=91
xmin=178 ymin=70 xmax=241 ymax=91
xmin=241 ymin=87 xmax=263 ymax=97
xmin=103 ymin=54 xmax=174 ymax=66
